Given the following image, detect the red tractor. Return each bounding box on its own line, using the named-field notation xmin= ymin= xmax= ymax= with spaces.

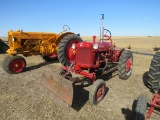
xmin=135 ymin=52 xmax=160 ymax=120
xmin=135 ymin=94 xmax=160 ymax=120
xmin=41 ymin=14 xmax=133 ymax=106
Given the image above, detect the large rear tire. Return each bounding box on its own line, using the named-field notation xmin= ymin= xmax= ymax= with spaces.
xmin=118 ymin=50 xmax=133 ymax=80
xmin=89 ymin=79 xmax=106 ymax=105
xmin=2 ymin=55 xmax=26 ymax=74
xmin=135 ymin=95 xmax=147 ymax=120
xmin=148 ymin=52 xmax=160 ymax=90
xmin=58 ymin=34 xmax=82 ymax=66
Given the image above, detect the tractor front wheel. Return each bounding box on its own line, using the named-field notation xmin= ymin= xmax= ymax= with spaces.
xmin=2 ymin=55 xmax=11 ymax=70
xmin=89 ymin=79 xmax=106 ymax=105
xmin=2 ymin=55 xmax=26 ymax=74
xmin=135 ymin=95 xmax=147 ymax=120
xmin=58 ymin=34 xmax=82 ymax=66
xmin=118 ymin=50 xmax=133 ymax=80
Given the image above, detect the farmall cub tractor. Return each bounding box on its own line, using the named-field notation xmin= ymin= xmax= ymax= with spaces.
xmin=41 ymin=14 xmax=133 ymax=106
xmin=2 ymin=25 xmax=82 ymax=74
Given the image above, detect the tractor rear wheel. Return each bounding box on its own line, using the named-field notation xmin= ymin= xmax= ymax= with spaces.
xmin=89 ymin=79 xmax=106 ymax=105
xmin=118 ymin=50 xmax=133 ymax=80
xmin=58 ymin=34 xmax=82 ymax=66
xmin=135 ymin=95 xmax=147 ymax=120
xmin=2 ymin=55 xmax=26 ymax=74
xmin=148 ymin=52 xmax=160 ymax=90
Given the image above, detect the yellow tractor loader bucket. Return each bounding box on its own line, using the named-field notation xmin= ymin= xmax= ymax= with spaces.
xmin=41 ymin=71 xmax=74 ymax=106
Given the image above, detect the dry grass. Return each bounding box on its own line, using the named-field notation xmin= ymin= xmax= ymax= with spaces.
xmin=0 ymin=37 xmax=8 ymax=41
xmin=0 ymin=36 xmax=160 ymax=120
xmin=82 ymin=36 xmax=160 ymax=53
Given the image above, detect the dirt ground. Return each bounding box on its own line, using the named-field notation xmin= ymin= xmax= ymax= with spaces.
xmin=0 ymin=36 xmax=160 ymax=120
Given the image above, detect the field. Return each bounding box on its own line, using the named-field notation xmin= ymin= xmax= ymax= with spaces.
xmin=0 ymin=36 xmax=160 ymax=120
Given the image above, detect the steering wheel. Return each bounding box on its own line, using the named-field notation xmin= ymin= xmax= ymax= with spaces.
xmin=63 ymin=25 xmax=70 ymax=32
xmin=103 ymin=29 xmax=111 ymax=40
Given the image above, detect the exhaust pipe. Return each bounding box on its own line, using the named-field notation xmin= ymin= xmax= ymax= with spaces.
xmin=100 ymin=14 xmax=104 ymax=43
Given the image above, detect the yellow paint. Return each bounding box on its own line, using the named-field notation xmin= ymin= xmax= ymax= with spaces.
xmin=72 ymin=49 xmax=76 ymax=55
xmin=7 ymin=30 xmax=74 ymax=56
xmin=15 ymin=64 xmax=19 ymax=67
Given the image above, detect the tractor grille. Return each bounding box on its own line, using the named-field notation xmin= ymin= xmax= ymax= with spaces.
xmin=76 ymin=47 xmax=94 ymax=67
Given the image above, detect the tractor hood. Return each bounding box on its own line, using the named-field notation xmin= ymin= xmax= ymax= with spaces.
xmin=76 ymin=41 xmax=112 ymax=51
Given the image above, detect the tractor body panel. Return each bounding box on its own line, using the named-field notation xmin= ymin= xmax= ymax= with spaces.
xmin=75 ymin=41 xmax=122 ymax=68
xmin=7 ymin=30 xmax=74 ymax=56
xmin=76 ymin=42 xmax=95 ymax=68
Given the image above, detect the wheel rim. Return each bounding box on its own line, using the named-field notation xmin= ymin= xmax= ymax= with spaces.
xmin=9 ymin=59 xmax=25 ymax=73
xmin=96 ymin=84 xmax=105 ymax=102
xmin=126 ymin=58 xmax=132 ymax=76
xmin=66 ymin=40 xmax=79 ymax=62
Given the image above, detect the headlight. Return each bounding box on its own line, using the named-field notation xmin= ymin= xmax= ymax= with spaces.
xmin=93 ymin=43 xmax=98 ymax=49
xmin=72 ymin=43 xmax=76 ymax=49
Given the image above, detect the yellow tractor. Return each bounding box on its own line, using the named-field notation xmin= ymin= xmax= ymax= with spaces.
xmin=2 ymin=26 xmax=82 ymax=74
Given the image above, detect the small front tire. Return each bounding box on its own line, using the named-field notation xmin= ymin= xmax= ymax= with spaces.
xmin=2 ymin=55 xmax=26 ymax=74
xmin=89 ymin=79 xmax=106 ymax=105
xmin=135 ymin=95 xmax=147 ymax=120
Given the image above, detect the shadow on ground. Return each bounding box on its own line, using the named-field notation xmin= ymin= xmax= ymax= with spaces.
xmin=72 ymin=64 xmax=117 ymax=111
xmin=23 ymin=60 xmax=59 ymax=72
xmin=71 ymin=67 xmax=117 ymax=111
xmin=39 ymin=62 xmax=117 ymax=111
xmin=143 ymin=71 xmax=149 ymax=87
xmin=72 ymin=83 xmax=109 ymax=111
xmin=121 ymin=99 xmax=137 ymax=120
xmin=122 ymin=96 xmax=160 ymax=120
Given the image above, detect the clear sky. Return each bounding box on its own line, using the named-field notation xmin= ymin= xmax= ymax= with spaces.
xmin=0 ymin=0 xmax=160 ymax=36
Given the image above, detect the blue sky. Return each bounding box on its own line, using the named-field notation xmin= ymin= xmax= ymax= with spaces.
xmin=0 ymin=0 xmax=160 ymax=36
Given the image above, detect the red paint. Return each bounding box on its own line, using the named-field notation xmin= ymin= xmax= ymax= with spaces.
xmin=146 ymin=94 xmax=160 ymax=119
xmin=47 ymin=54 xmax=57 ymax=58
xmin=63 ymin=65 xmax=96 ymax=80
xmin=92 ymin=35 xmax=96 ymax=42
xmin=96 ymin=85 xmax=105 ymax=101
xmin=126 ymin=58 xmax=132 ymax=72
xmin=61 ymin=36 xmax=123 ymax=83
xmin=66 ymin=40 xmax=79 ymax=62
xmin=9 ymin=59 xmax=25 ymax=73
